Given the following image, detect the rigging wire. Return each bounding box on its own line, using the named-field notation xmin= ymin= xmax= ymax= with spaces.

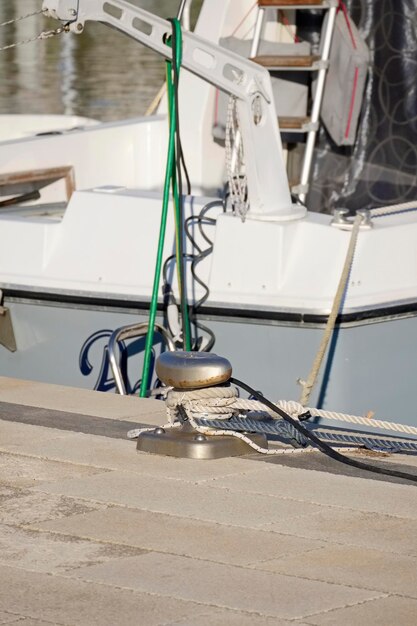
xmin=0 ymin=8 xmax=47 ymax=28
xmin=0 ymin=26 xmax=68 ymax=52
xmin=0 ymin=7 xmax=69 ymax=53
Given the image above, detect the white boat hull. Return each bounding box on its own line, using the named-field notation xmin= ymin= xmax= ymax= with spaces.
xmin=2 ymin=293 xmax=417 ymax=430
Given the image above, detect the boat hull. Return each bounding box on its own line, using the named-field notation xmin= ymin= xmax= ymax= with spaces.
xmin=2 ymin=294 xmax=416 ymax=429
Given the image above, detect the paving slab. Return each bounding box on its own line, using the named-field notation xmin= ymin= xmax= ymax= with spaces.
xmin=0 ymin=484 xmax=26 ymax=504
xmin=302 ymin=594 xmax=417 ymax=625
xmin=30 ymin=506 xmax=326 ymax=566
xmin=383 ymin=453 xmax=417 ymax=468
xmin=209 ymin=464 xmax=417 ymax=518
xmin=0 ymin=524 xmax=146 ymax=574
xmin=71 ymin=552 xmax=379 ymax=619
xmin=263 ymin=507 xmax=417 ymax=557
xmin=166 ymin=608 xmax=306 ymax=625
xmin=0 ymin=425 xmax=258 ymax=479
xmin=0 ymin=611 xmax=26 ymax=625
xmin=0 ymin=617 xmax=57 ymax=626
xmin=259 ymin=545 xmax=417 ymax=597
xmin=253 ymin=448 xmax=417 ymax=487
xmin=0 ymin=451 xmax=107 ymax=488
xmin=33 ymin=469 xmax=325 ymax=527
xmin=0 ymin=402 xmax=150 ymax=440
xmin=0 ymin=421 xmax=69 ymax=451
xmin=0 ymin=376 xmax=165 ymax=422
xmin=0 ymin=486 xmax=108 ymax=526
xmin=0 ymin=565 xmax=213 ymax=626
xmin=0 ymin=610 xmax=290 ymax=626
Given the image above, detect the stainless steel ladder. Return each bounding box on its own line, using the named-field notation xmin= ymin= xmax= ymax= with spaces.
xmin=250 ymin=0 xmax=338 ymax=202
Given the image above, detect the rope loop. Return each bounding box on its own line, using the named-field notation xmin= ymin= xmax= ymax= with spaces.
xmin=166 ymin=386 xmax=240 ymax=422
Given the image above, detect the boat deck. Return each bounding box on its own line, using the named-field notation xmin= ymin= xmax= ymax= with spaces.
xmin=0 ymin=376 xmax=416 ymax=625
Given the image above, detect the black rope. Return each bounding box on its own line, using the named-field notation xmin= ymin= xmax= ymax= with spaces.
xmin=230 ymin=377 xmax=417 ymax=484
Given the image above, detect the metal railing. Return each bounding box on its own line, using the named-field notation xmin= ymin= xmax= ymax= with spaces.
xmin=178 ymin=0 xmax=193 ymax=30
xmin=108 ymin=321 xmax=176 ymax=395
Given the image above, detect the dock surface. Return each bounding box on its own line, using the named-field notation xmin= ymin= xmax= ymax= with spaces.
xmin=0 ymin=376 xmax=417 ymax=625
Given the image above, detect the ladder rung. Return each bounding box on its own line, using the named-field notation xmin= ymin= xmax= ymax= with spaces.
xmin=258 ymin=0 xmax=334 ymax=7
xmin=252 ymin=55 xmax=321 ymax=69
xmin=278 ymin=116 xmax=311 ymax=131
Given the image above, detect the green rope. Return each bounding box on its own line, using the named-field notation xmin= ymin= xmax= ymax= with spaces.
xmin=166 ymin=69 xmax=182 ymax=300
xmin=139 ymin=18 xmax=190 ymax=397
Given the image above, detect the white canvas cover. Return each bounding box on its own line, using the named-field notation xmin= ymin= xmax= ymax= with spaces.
xmin=321 ymin=8 xmax=370 ymax=146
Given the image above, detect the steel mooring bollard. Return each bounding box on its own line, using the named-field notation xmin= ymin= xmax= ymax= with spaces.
xmin=136 ymin=351 xmax=267 ymax=459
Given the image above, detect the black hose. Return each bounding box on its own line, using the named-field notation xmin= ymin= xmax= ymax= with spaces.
xmin=188 ymin=201 xmax=223 ymax=350
xmin=230 ymin=377 xmax=417 ymax=485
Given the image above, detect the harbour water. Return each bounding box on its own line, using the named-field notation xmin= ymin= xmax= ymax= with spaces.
xmin=0 ymin=0 xmax=201 ymax=122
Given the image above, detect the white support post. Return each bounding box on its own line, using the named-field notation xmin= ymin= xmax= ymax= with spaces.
xmin=250 ymin=7 xmax=264 ymax=58
xmin=42 ymin=0 xmax=305 ymax=221
xmin=181 ymin=0 xmax=192 ymax=31
xmin=298 ymin=5 xmax=337 ymax=203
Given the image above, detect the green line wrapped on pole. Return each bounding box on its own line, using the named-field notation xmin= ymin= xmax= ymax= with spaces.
xmin=139 ymin=18 xmax=190 ymax=397
xmin=168 ymin=18 xmax=192 ymax=352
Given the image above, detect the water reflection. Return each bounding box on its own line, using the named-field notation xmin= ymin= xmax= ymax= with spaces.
xmin=0 ymin=0 xmax=202 ymax=121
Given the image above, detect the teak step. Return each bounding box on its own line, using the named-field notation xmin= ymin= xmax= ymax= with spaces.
xmin=258 ymin=0 xmax=335 ymax=7
xmin=278 ymin=116 xmax=314 ymax=132
xmin=252 ymin=55 xmax=321 ymax=69
xmin=0 ymin=166 xmax=75 ymax=204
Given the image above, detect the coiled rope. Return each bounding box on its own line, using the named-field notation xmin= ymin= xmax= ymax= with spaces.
xmin=129 ymin=384 xmax=417 ymax=440
xmin=128 ymin=381 xmax=417 ymax=482
xmin=129 ymin=385 xmax=357 ymax=456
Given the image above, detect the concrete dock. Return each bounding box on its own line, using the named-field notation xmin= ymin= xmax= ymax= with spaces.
xmin=0 ymin=376 xmax=416 ymax=625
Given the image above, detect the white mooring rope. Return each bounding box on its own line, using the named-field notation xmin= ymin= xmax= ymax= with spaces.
xmin=298 ymin=212 xmax=363 ymax=406
xmin=370 ymin=201 xmax=417 ymax=218
xmin=277 ymin=400 xmax=417 ymax=437
xmin=128 ymin=386 xmax=358 ymax=455
xmin=298 ymin=200 xmax=417 ymax=408
xmin=128 ymin=379 xmax=417 ymax=456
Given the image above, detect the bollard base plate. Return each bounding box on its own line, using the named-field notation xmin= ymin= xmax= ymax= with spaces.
xmin=137 ymin=427 xmax=268 ymax=460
